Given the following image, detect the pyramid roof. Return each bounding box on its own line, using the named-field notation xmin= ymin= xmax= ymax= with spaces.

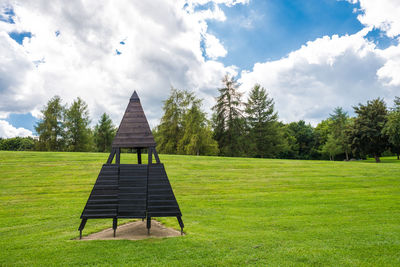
xmin=111 ymin=91 xmax=156 ymax=148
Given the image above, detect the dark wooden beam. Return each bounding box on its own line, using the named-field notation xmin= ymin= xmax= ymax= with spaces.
xmin=106 ymin=149 xmax=116 ymax=164
xmin=137 ymin=148 xmax=142 ymax=164
xmin=148 ymin=147 xmax=152 ymax=165
xmin=146 ymin=216 xmax=151 ymax=235
xmin=116 ymin=148 xmax=120 ymax=164
xmin=78 ymin=218 xmax=87 ymax=239
xmin=113 ymin=218 xmax=117 ymax=237
xmin=177 ymin=216 xmax=184 ymax=235
xmin=153 ymin=147 xmax=160 ymax=164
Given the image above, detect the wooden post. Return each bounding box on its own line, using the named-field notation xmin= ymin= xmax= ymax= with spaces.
xmin=153 ymin=148 xmax=160 ymax=164
xmin=137 ymin=148 xmax=142 ymax=164
xmin=148 ymin=148 xmax=152 ymax=165
xmin=177 ymin=216 xmax=184 ymax=235
xmin=106 ymin=149 xmax=116 ymax=164
xmin=116 ymin=148 xmax=120 ymax=164
xmin=113 ymin=218 xmax=117 ymax=237
xmin=78 ymin=218 xmax=87 ymax=239
xmin=147 ymin=216 xmax=151 ymax=235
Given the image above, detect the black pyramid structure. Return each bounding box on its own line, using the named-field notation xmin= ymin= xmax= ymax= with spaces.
xmin=78 ymin=91 xmax=184 ymax=238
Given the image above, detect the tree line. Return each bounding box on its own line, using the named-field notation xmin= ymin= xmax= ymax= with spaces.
xmin=154 ymin=75 xmax=400 ymax=163
xmin=1 ymin=75 xmax=399 ymax=162
xmin=0 ymin=96 xmax=118 ymax=152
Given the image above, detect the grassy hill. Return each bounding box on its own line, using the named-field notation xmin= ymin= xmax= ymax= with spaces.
xmin=0 ymin=151 xmax=399 ymax=266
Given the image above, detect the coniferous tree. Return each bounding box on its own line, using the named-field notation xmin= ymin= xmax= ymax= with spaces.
xmin=35 ymin=96 xmax=65 ymax=151
xmin=93 ymin=113 xmax=116 ymax=152
xmin=64 ymin=97 xmax=92 ymax=152
xmin=382 ymin=97 xmax=400 ymax=159
xmin=245 ymin=84 xmax=284 ymax=158
xmin=329 ymin=107 xmax=351 ymax=160
xmin=212 ymin=75 xmax=245 ymax=156
xmin=349 ymin=98 xmax=388 ymax=162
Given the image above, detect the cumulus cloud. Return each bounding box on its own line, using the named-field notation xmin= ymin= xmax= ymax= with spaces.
xmin=239 ymin=1 xmax=400 ymax=125
xmin=350 ymin=0 xmax=400 ymax=37
xmin=203 ymin=33 xmax=227 ymax=59
xmin=240 ymin=29 xmax=400 ymax=125
xmin=1 ymin=0 xmax=400 ymax=135
xmin=0 ymin=0 xmax=243 ymax=132
xmin=0 ymin=120 xmax=32 ymax=138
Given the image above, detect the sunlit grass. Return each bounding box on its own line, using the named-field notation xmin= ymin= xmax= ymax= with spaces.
xmin=0 ymin=151 xmax=399 ymax=266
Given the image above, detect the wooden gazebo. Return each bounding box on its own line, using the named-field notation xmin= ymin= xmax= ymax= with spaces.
xmin=78 ymin=91 xmax=184 ymax=238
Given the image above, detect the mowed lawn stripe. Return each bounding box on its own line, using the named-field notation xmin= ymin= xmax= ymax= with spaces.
xmin=0 ymin=151 xmax=399 ymax=266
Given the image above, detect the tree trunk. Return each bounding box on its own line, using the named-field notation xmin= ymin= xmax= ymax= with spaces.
xmin=345 ymin=151 xmax=349 ymax=161
xmin=397 ymin=153 xmax=399 ymax=160
xmin=374 ymin=155 xmax=381 ymax=163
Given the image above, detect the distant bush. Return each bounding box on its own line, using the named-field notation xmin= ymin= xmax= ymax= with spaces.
xmin=0 ymin=137 xmax=36 ymax=151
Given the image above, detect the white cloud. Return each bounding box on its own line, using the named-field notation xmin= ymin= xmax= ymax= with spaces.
xmin=1 ymin=0 xmax=400 ymax=134
xmin=204 ymin=33 xmax=227 ymax=59
xmin=238 ymin=1 xmax=400 ymax=125
xmin=0 ymin=0 xmax=244 ymax=131
xmin=0 ymin=120 xmax=32 ymax=138
xmin=239 ymin=30 xmax=400 ymax=125
xmin=351 ymin=0 xmax=400 ymax=37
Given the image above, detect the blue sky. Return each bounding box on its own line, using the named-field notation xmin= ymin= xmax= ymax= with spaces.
xmin=1 ymin=0 xmax=400 ymax=137
xmin=207 ymin=0 xmax=364 ymax=70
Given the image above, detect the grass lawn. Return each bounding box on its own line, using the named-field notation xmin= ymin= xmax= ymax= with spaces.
xmin=0 ymin=151 xmax=399 ymax=266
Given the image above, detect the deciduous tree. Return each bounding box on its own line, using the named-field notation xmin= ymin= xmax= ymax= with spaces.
xmin=156 ymin=87 xmax=193 ymax=154
xmin=35 ymin=96 xmax=65 ymax=151
xmin=382 ymin=97 xmax=400 ymax=159
xmin=349 ymin=98 xmax=388 ymax=163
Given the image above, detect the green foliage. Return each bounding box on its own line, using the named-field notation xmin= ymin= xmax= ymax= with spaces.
xmin=35 ymin=95 xmax=65 ymax=151
xmin=329 ymin=107 xmax=351 ymax=160
xmin=212 ymin=75 xmax=246 ymax=156
xmin=156 ymin=87 xmax=192 ymax=154
xmin=93 ymin=113 xmax=116 ymax=152
xmin=177 ymin=99 xmax=219 ymax=156
xmin=0 ymin=137 xmax=36 ymax=151
xmin=382 ymin=97 xmax=400 ymax=159
xmin=156 ymin=87 xmax=218 ymax=156
xmin=245 ymin=84 xmax=285 ymax=158
xmin=64 ymin=97 xmax=92 ymax=152
xmin=349 ymin=98 xmax=388 ymax=162
xmin=321 ymin=134 xmax=342 ymax=160
xmin=284 ymin=120 xmax=318 ymax=159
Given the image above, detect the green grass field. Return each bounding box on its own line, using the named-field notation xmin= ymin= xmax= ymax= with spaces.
xmin=0 ymin=151 xmax=399 ymax=266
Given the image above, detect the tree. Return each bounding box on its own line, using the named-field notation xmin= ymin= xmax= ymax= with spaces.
xmin=382 ymin=97 xmax=400 ymax=159
xmin=349 ymin=98 xmax=388 ymax=163
xmin=35 ymin=96 xmax=65 ymax=151
xmin=314 ymin=119 xmax=332 ymax=159
xmin=212 ymin=75 xmax=246 ymax=156
xmin=329 ymin=107 xmax=351 ymax=160
xmin=0 ymin=137 xmax=36 ymax=151
xmin=321 ymin=134 xmax=342 ymax=160
xmin=244 ymin=84 xmax=284 ymax=158
xmin=177 ymin=99 xmax=219 ymax=156
xmin=285 ymin=120 xmax=317 ymax=159
xmin=93 ymin=113 xmax=116 ymax=152
xmin=64 ymin=97 xmax=92 ymax=152
xmin=156 ymin=87 xmax=193 ymax=154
